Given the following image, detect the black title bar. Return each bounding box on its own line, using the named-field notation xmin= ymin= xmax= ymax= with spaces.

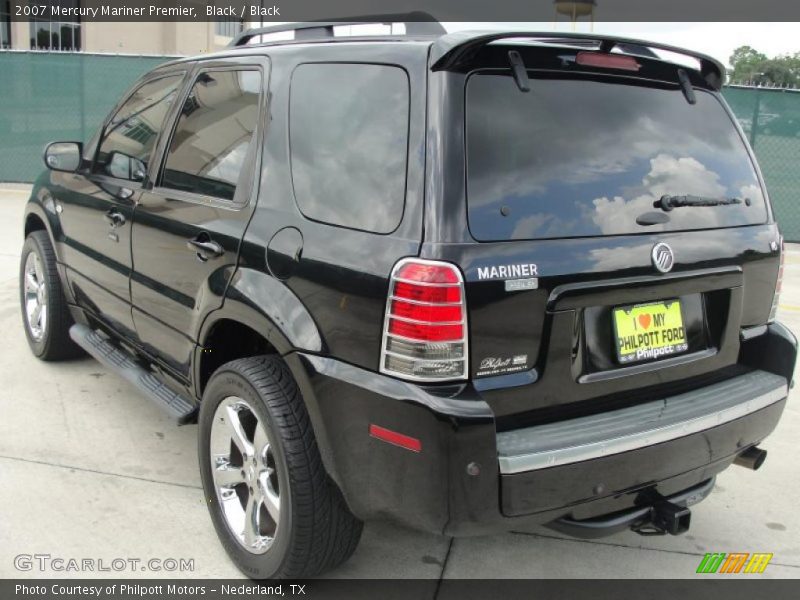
xmin=6 ymin=0 xmax=800 ymax=22
xmin=5 ymin=579 xmax=800 ymax=600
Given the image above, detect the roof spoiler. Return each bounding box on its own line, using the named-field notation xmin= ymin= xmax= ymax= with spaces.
xmin=430 ymin=31 xmax=725 ymax=90
xmin=229 ymin=12 xmax=446 ymax=47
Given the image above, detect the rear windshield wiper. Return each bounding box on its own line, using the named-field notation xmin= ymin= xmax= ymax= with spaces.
xmin=655 ymin=194 xmax=751 ymax=212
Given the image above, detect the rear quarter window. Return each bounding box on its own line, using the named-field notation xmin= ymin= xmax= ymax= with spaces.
xmin=289 ymin=63 xmax=409 ymax=234
xmin=466 ymin=73 xmax=769 ymax=241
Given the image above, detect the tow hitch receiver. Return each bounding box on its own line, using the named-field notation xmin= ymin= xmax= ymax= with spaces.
xmin=548 ymin=478 xmax=713 ymax=539
xmin=633 ymin=491 xmax=692 ymax=536
xmin=650 ymin=498 xmax=692 ymax=535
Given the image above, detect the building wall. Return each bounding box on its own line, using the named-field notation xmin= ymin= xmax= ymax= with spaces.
xmin=10 ymin=20 xmax=29 ymax=50
xmin=5 ymin=21 xmax=233 ymax=54
xmin=83 ymin=22 xmax=223 ymax=55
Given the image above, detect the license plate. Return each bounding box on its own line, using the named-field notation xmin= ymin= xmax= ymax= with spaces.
xmin=612 ymin=299 xmax=689 ymax=364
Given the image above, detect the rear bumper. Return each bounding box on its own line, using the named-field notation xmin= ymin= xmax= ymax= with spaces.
xmin=497 ymin=370 xmax=786 ymax=475
xmin=285 ymin=321 xmax=795 ymax=537
xmin=497 ymin=369 xmax=786 ymax=517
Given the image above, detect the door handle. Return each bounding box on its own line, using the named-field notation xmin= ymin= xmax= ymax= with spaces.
xmin=104 ymin=209 xmax=126 ymax=228
xmin=187 ymin=235 xmax=224 ymax=261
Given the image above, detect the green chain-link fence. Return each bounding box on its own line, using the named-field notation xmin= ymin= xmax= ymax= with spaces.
xmin=1 ymin=53 xmax=799 ymax=239
xmin=724 ymin=86 xmax=800 ymax=241
xmin=0 ymin=51 xmax=173 ymax=183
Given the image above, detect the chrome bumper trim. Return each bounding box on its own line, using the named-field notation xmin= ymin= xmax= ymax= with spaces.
xmin=497 ymin=370 xmax=787 ymax=474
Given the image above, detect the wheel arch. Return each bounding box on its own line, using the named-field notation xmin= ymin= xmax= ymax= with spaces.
xmin=195 ymin=303 xmax=338 ymax=488
xmin=24 ymin=212 xmax=47 ymax=237
xmin=23 ymin=190 xmax=63 ymax=262
xmin=194 ymin=267 xmax=324 ymax=393
xmin=24 ymin=202 xmax=55 ymax=242
xmin=195 ymin=316 xmax=282 ymax=396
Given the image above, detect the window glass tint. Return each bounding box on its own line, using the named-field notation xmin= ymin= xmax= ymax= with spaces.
xmin=94 ymin=75 xmax=183 ymax=182
xmin=29 ymin=1 xmax=81 ymax=51
xmin=290 ymin=63 xmax=409 ymax=233
xmin=161 ymin=70 xmax=262 ymax=201
xmin=466 ymin=74 xmax=768 ymax=241
xmin=215 ymin=18 xmax=242 ymax=38
xmin=1 ymin=1 xmax=11 ymax=49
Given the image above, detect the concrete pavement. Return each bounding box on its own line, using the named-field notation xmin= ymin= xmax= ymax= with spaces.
xmin=0 ymin=185 xmax=798 ymax=580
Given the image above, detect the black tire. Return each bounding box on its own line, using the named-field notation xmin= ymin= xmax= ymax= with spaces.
xmin=19 ymin=231 xmax=83 ymax=361
xmin=198 ymin=355 xmax=363 ymax=579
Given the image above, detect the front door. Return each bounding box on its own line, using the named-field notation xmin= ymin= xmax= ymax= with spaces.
xmin=57 ymin=72 xmax=187 ymax=337
xmin=131 ymin=58 xmax=268 ymax=381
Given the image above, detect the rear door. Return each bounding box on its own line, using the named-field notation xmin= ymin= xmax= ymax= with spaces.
xmin=426 ymin=55 xmax=781 ymax=422
xmin=130 ymin=57 xmax=268 ymax=380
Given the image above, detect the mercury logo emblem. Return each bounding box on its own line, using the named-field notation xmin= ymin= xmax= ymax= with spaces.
xmin=652 ymin=243 xmax=674 ymax=273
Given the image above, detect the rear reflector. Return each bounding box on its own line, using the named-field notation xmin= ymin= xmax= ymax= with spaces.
xmin=576 ymin=51 xmax=641 ymax=72
xmin=369 ymin=424 xmax=422 ymax=453
xmin=381 ymin=258 xmax=468 ymax=382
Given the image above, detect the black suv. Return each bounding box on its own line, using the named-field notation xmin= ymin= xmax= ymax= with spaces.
xmin=20 ymin=18 xmax=796 ymax=578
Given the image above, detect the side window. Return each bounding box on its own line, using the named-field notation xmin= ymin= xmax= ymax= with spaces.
xmin=160 ymin=69 xmax=262 ymax=202
xmin=290 ymin=63 xmax=409 ymax=234
xmin=93 ymin=75 xmax=183 ymax=182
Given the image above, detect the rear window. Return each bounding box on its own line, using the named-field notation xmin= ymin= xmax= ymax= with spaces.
xmin=466 ymin=73 xmax=768 ymax=241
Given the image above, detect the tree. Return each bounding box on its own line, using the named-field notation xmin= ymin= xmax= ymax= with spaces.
xmin=729 ymin=45 xmax=800 ymax=87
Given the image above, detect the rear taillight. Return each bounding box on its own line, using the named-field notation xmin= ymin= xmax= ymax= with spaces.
xmin=769 ymin=236 xmax=784 ymax=322
xmin=380 ymin=258 xmax=468 ymax=381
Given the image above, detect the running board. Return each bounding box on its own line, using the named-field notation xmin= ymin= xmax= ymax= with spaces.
xmin=69 ymin=324 xmax=196 ymax=424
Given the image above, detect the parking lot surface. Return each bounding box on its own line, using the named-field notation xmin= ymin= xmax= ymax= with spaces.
xmin=1 ymin=184 xmax=798 ymax=579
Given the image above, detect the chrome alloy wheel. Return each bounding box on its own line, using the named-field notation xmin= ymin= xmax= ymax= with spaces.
xmin=210 ymin=396 xmax=282 ymax=554
xmin=23 ymin=251 xmax=48 ymax=341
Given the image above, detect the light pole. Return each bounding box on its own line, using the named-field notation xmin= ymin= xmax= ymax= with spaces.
xmin=553 ymin=0 xmax=597 ymax=31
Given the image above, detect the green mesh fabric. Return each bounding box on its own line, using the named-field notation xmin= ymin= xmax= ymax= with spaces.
xmin=0 ymin=52 xmax=172 ymax=183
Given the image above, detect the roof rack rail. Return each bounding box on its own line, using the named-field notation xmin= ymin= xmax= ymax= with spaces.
xmin=430 ymin=31 xmax=725 ymax=90
xmin=229 ymin=12 xmax=446 ymax=47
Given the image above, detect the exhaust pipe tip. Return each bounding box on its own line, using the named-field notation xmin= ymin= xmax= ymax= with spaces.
xmin=734 ymin=446 xmax=767 ymax=471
